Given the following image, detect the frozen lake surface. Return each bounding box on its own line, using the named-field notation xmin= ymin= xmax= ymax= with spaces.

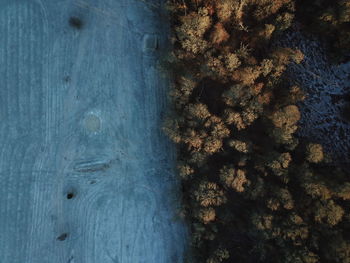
xmin=0 ymin=0 xmax=187 ymax=262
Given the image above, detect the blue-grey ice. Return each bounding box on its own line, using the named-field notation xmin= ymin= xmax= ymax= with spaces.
xmin=0 ymin=0 xmax=187 ymax=262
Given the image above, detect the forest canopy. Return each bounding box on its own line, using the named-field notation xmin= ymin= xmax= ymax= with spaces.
xmin=164 ymin=0 xmax=350 ymax=262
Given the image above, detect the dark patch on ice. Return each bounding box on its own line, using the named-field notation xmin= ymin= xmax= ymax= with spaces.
xmin=66 ymin=192 xmax=74 ymax=199
xmin=69 ymin=17 xmax=83 ymax=29
xmin=57 ymin=233 xmax=68 ymax=241
xmin=64 ymin=76 xmax=71 ymax=82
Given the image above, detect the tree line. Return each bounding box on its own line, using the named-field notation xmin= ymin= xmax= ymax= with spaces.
xmin=164 ymin=0 xmax=350 ymax=262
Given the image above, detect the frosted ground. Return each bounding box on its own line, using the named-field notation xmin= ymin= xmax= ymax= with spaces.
xmin=0 ymin=0 xmax=187 ymax=262
xmin=279 ymin=26 xmax=350 ymax=163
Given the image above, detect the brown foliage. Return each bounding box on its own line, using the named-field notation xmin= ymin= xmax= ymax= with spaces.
xmin=306 ymin=143 xmax=324 ymax=163
xmin=194 ymin=181 xmax=227 ymax=207
xmin=210 ymin=23 xmax=230 ymax=45
xmin=220 ymin=166 xmax=250 ymax=192
xmin=166 ymin=0 xmax=350 ymax=262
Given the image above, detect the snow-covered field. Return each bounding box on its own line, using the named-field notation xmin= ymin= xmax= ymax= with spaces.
xmin=279 ymin=26 xmax=350 ymax=163
xmin=0 ymin=0 xmax=187 ymax=262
